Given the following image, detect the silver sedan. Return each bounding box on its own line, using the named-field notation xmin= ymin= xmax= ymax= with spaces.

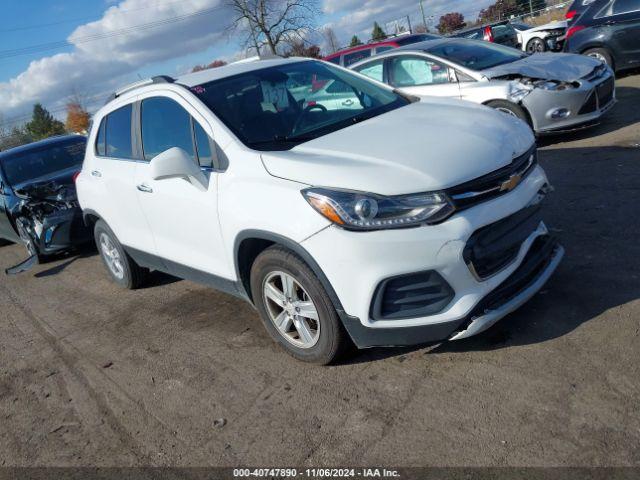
xmin=349 ymin=38 xmax=616 ymax=134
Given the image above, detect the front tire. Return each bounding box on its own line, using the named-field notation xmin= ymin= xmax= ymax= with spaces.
xmin=250 ymin=246 xmax=351 ymax=365
xmin=583 ymin=48 xmax=614 ymax=69
xmin=94 ymin=220 xmax=146 ymax=289
xmin=486 ymin=100 xmax=531 ymax=126
xmin=526 ymin=37 xmax=546 ymax=54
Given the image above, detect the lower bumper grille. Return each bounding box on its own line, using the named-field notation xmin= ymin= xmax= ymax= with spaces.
xmin=578 ymin=91 xmax=598 ymax=115
xmin=464 ymin=205 xmax=542 ymax=280
xmin=597 ymin=77 xmax=614 ymax=107
xmin=472 ymin=235 xmax=559 ymax=314
xmin=370 ymin=270 xmax=455 ymax=320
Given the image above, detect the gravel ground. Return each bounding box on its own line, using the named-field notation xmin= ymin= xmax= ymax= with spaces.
xmin=1 ymin=72 xmax=639 ymax=468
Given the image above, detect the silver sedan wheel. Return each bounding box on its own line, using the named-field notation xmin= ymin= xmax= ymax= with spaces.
xmin=263 ymin=271 xmax=320 ymax=349
xmin=99 ymin=232 xmax=124 ymax=280
xmin=526 ymin=38 xmax=545 ymax=54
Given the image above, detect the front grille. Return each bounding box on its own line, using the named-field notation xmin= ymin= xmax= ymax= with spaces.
xmin=597 ymin=77 xmax=614 ymax=107
xmin=464 ymin=205 xmax=542 ymax=280
xmin=579 ymin=91 xmax=598 ymax=115
xmin=371 ymin=270 xmax=454 ymax=320
xmin=446 ymin=146 xmax=537 ymax=211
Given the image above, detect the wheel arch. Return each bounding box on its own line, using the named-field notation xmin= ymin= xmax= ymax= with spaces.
xmin=580 ymin=45 xmax=616 ymax=70
xmin=82 ymin=209 xmax=102 ymax=228
xmin=482 ymin=98 xmax=534 ymax=128
xmin=233 ymin=230 xmax=347 ymax=317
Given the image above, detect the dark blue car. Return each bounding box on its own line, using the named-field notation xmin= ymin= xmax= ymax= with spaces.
xmin=564 ymin=0 xmax=640 ymax=71
xmin=0 ymin=135 xmax=91 ymax=272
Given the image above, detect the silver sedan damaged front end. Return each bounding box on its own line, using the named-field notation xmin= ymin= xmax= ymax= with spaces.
xmin=487 ymin=55 xmax=616 ymax=134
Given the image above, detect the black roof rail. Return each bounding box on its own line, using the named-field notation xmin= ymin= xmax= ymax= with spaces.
xmin=104 ymin=75 xmax=177 ymax=105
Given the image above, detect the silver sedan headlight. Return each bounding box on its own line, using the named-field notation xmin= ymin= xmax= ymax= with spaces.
xmin=302 ymin=188 xmax=455 ymax=231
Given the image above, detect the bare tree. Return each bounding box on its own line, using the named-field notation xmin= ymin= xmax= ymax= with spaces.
xmin=227 ymin=0 xmax=319 ymax=55
xmin=322 ymin=26 xmax=339 ymax=54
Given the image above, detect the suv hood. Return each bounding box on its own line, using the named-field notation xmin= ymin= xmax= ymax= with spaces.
xmin=261 ymin=100 xmax=534 ymax=196
xmin=482 ymin=52 xmax=601 ymax=82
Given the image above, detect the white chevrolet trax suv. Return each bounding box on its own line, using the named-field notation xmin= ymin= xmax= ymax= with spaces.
xmin=77 ymin=57 xmax=564 ymax=364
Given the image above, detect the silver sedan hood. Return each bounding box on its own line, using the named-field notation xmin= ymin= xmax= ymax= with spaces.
xmin=482 ymin=53 xmax=602 ymax=82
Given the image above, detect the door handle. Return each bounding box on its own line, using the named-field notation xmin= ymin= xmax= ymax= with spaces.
xmin=342 ymin=99 xmax=354 ymax=106
xmin=136 ymin=184 xmax=153 ymax=193
xmin=91 ymin=170 xmax=102 ymax=178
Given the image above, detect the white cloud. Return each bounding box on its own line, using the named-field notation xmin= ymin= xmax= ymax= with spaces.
xmin=0 ymin=0 xmax=231 ymax=119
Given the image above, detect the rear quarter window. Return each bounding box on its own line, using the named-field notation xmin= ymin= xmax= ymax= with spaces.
xmin=102 ymin=104 xmax=134 ymax=159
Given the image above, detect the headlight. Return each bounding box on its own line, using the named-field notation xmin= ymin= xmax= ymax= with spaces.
xmin=302 ymin=188 xmax=455 ymax=231
xmin=533 ymin=80 xmax=577 ymax=91
xmin=509 ymin=86 xmax=532 ymax=102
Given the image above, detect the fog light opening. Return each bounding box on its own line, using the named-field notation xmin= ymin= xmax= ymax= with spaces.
xmin=548 ymin=108 xmax=571 ymax=120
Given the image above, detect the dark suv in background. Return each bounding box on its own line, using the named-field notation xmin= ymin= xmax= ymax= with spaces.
xmin=564 ymin=0 xmax=640 ymax=71
xmin=449 ymin=21 xmax=520 ymax=48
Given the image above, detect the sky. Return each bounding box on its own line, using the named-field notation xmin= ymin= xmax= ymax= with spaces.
xmin=0 ymin=0 xmax=495 ymax=127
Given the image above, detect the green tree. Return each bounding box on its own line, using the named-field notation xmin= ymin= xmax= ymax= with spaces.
xmin=349 ymin=35 xmax=363 ymax=47
xmin=24 ymin=103 xmax=66 ymax=141
xmin=371 ymin=22 xmax=387 ymax=41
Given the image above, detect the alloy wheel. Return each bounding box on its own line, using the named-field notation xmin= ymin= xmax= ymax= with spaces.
xmin=99 ymin=232 xmax=124 ymax=280
xmin=262 ymin=271 xmax=320 ymax=349
xmin=527 ymin=38 xmax=545 ymax=54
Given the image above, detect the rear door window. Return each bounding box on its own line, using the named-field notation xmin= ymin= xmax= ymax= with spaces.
xmin=105 ymin=104 xmax=134 ymax=159
xmin=606 ymin=0 xmax=640 ymax=15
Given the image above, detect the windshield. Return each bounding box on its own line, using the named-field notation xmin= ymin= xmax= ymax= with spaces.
xmin=2 ymin=138 xmax=86 ymax=187
xmin=428 ymin=39 xmax=526 ymax=70
xmin=191 ymin=60 xmax=408 ymax=151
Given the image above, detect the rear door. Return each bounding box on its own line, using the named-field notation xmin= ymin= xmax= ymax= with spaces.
xmin=133 ymin=93 xmax=230 ymax=278
xmin=387 ymin=55 xmax=462 ymax=98
xmin=89 ymin=103 xmax=156 ymax=253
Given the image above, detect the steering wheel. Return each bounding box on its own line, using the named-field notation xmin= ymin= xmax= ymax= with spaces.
xmin=291 ymin=103 xmax=328 ymax=135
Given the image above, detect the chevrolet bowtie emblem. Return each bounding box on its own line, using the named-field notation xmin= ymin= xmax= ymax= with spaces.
xmin=500 ymin=173 xmax=522 ymax=192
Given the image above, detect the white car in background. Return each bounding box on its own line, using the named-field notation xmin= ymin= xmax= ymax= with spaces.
xmin=511 ymin=20 xmax=567 ymax=53
xmin=77 ymin=57 xmax=563 ymax=364
xmin=351 ymin=38 xmax=615 ymax=134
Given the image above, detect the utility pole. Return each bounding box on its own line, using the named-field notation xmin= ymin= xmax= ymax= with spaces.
xmin=419 ymin=0 xmax=427 ymax=29
xmin=529 ymin=0 xmax=534 ymax=16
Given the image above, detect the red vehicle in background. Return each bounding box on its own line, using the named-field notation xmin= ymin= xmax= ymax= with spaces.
xmin=323 ymin=33 xmax=440 ymax=67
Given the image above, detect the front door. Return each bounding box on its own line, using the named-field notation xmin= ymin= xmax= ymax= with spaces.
xmin=133 ymin=94 xmax=232 ymax=279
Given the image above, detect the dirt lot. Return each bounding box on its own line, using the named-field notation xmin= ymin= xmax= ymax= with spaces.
xmin=1 ymin=73 xmax=639 ymax=469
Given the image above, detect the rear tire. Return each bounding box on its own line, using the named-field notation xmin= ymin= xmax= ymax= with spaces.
xmin=583 ymin=48 xmax=614 ymax=69
xmin=486 ymin=100 xmax=531 ymax=127
xmin=94 ymin=220 xmax=146 ymax=289
xmin=250 ymin=245 xmax=351 ymax=365
xmin=526 ymin=37 xmax=546 ymax=53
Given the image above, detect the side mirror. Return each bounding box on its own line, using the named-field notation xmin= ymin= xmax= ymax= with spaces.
xmin=150 ymin=147 xmax=208 ymax=191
